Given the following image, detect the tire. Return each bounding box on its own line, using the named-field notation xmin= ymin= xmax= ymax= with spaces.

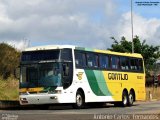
xmin=128 ymin=91 xmax=134 ymax=106
xmin=121 ymin=91 xmax=128 ymax=107
xmin=72 ymin=91 xmax=85 ymax=109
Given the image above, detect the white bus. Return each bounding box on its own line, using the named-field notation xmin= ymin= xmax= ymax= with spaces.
xmin=19 ymin=45 xmax=145 ymax=108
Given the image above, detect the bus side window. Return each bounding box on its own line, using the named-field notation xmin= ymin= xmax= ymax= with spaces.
xmin=75 ymin=51 xmax=82 ymax=67
xmin=120 ymin=57 xmax=126 ymax=70
xmin=62 ymin=63 xmax=69 ymax=76
xmin=61 ymin=49 xmax=72 ymax=61
xmin=111 ymin=56 xmax=115 ymax=69
xmin=130 ymin=58 xmax=138 ymax=70
xmin=130 ymin=59 xmax=134 ymax=70
xmin=82 ymin=53 xmax=87 ymax=67
xmin=62 ymin=62 xmax=73 ymax=89
xmin=86 ymin=53 xmax=99 ymax=68
xmin=75 ymin=51 xmax=86 ymax=68
xmin=117 ymin=57 xmax=120 ymax=69
xmin=94 ymin=54 xmax=99 ymax=68
xmin=111 ymin=56 xmax=119 ymax=69
xmin=138 ymin=59 xmax=143 ymax=72
xmin=125 ymin=58 xmax=130 ymax=70
xmin=120 ymin=57 xmax=130 ymax=70
xmin=86 ymin=53 xmax=91 ymax=67
xmin=99 ymin=55 xmax=108 ymax=69
xmin=86 ymin=53 xmax=93 ymax=68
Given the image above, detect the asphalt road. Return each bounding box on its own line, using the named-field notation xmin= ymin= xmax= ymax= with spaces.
xmin=0 ymin=101 xmax=160 ymax=120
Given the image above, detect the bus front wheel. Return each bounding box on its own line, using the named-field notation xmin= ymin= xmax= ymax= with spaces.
xmin=72 ymin=91 xmax=85 ymax=109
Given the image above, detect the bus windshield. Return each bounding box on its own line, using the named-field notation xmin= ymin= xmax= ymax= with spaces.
xmin=20 ymin=63 xmax=62 ymax=88
xmin=21 ymin=50 xmax=60 ymax=61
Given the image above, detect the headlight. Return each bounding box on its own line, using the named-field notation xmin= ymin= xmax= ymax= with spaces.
xmin=55 ymin=90 xmax=62 ymax=94
xmin=20 ymin=98 xmax=27 ymax=101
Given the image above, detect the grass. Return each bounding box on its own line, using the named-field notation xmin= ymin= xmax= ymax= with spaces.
xmin=146 ymin=86 xmax=160 ymax=101
xmin=0 ymin=76 xmax=19 ymax=100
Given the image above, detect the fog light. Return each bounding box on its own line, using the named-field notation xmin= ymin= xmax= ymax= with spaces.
xmin=20 ymin=98 xmax=27 ymax=101
xmin=55 ymin=90 xmax=62 ymax=94
xmin=20 ymin=98 xmax=28 ymax=104
xmin=50 ymin=96 xmax=57 ymax=99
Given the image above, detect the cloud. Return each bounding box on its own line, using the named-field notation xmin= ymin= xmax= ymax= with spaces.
xmin=0 ymin=0 xmax=115 ymax=50
xmin=104 ymin=0 xmax=117 ymax=17
xmin=7 ymin=40 xmax=29 ymax=51
xmin=0 ymin=0 xmax=159 ymax=51
xmin=116 ymin=12 xmax=160 ymax=45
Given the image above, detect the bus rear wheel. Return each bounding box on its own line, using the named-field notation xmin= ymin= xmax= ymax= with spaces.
xmin=121 ymin=91 xmax=128 ymax=107
xmin=128 ymin=91 xmax=134 ymax=106
xmin=114 ymin=91 xmax=129 ymax=107
xmin=72 ymin=91 xmax=85 ymax=109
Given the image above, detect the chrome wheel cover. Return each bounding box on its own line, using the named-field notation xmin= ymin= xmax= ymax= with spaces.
xmin=76 ymin=94 xmax=82 ymax=106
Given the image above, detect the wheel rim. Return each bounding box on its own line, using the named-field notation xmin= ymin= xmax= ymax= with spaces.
xmin=76 ymin=94 xmax=82 ymax=106
xmin=129 ymin=94 xmax=133 ymax=105
xmin=123 ymin=95 xmax=127 ymax=105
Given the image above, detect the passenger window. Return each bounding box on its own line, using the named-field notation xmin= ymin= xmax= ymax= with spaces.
xmin=126 ymin=58 xmax=130 ymax=70
xmin=111 ymin=56 xmax=120 ymax=69
xmin=138 ymin=59 xmax=143 ymax=72
xmin=86 ymin=53 xmax=98 ymax=68
xmin=120 ymin=57 xmax=130 ymax=70
xmin=130 ymin=58 xmax=138 ymax=70
xmin=86 ymin=53 xmax=93 ymax=67
xmin=99 ymin=55 xmax=109 ymax=69
xmin=82 ymin=53 xmax=86 ymax=67
xmin=95 ymin=55 xmax=99 ymax=68
xmin=75 ymin=51 xmax=86 ymax=68
xmin=120 ymin=57 xmax=126 ymax=70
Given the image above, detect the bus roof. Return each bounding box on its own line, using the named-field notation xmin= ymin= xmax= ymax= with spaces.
xmin=24 ymin=45 xmax=75 ymax=51
xmin=24 ymin=45 xmax=143 ymax=58
xmin=75 ymin=47 xmax=143 ymax=58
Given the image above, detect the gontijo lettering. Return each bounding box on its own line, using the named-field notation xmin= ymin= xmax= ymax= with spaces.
xmin=108 ymin=73 xmax=128 ymax=80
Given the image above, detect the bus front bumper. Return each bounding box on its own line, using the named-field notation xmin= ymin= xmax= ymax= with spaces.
xmin=19 ymin=94 xmax=62 ymax=105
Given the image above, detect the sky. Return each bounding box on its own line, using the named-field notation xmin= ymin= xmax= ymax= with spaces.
xmin=0 ymin=0 xmax=160 ymax=50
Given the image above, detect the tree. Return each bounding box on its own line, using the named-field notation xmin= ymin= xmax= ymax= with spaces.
xmin=0 ymin=43 xmax=21 ymax=79
xmin=108 ymin=36 xmax=160 ymax=76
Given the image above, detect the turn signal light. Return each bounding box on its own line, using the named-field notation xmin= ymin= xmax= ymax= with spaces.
xmin=55 ymin=90 xmax=62 ymax=94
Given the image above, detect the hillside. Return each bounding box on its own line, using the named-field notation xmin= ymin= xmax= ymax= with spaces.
xmin=0 ymin=43 xmax=21 ymax=79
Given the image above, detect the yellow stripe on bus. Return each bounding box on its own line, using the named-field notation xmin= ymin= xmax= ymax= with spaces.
xmin=19 ymin=87 xmax=44 ymax=92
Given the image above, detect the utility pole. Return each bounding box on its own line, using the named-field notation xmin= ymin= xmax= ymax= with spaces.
xmin=131 ymin=0 xmax=134 ymax=53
